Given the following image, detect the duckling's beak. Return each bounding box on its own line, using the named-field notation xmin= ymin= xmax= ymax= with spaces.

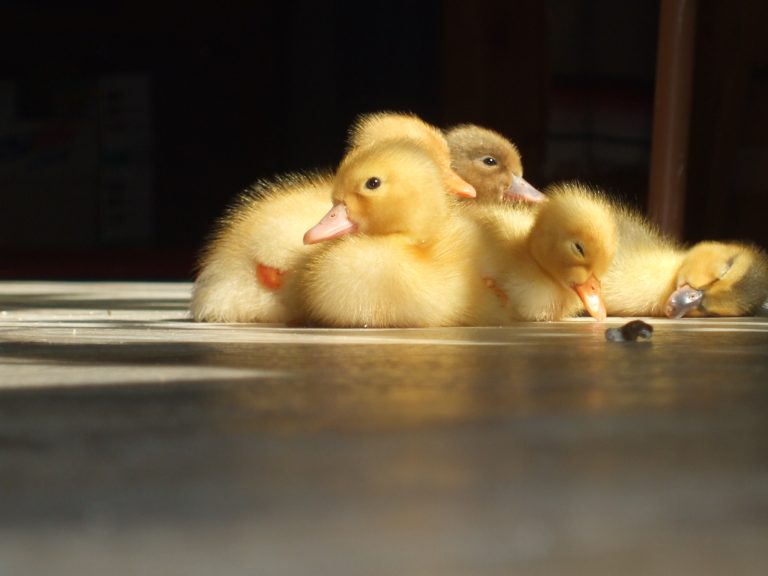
xmin=573 ymin=274 xmax=607 ymax=321
xmin=504 ymin=175 xmax=547 ymax=203
xmin=665 ymin=284 xmax=704 ymax=318
xmin=446 ymin=170 xmax=476 ymax=198
xmin=303 ymin=203 xmax=358 ymax=244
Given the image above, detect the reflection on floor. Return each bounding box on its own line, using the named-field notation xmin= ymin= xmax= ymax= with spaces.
xmin=1 ymin=281 xmax=767 ymax=575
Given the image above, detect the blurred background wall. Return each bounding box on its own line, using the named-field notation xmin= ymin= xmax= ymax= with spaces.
xmin=1 ymin=0 xmax=766 ymax=279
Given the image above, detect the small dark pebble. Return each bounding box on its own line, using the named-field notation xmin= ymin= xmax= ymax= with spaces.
xmin=605 ymin=319 xmax=654 ymax=342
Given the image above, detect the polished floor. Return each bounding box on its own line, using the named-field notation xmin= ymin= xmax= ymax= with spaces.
xmin=1 ymin=281 xmax=767 ymax=575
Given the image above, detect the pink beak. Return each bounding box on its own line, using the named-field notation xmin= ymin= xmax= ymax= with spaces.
xmin=303 ymin=203 xmax=358 ymax=245
xmin=665 ymin=284 xmax=704 ymax=318
xmin=504 ymin=174 xmax=547 ymax=203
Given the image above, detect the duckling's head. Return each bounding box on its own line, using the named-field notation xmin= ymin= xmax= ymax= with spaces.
xmin=349 ymin=112 xmax=446 ymax=153
xmin=666 ymin=241 xmax=768 ymax=317
xmin=304 ymin=140 xmax=452 ymax=245
xmin=445 ymin=124 xmax=545 ymax=204
xmin=528 ymin=183 xmax=618 ymax=320
xmin=348 ymin=112 xmax=476 ymax=199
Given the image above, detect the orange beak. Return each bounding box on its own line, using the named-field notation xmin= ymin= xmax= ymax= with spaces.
xmin=573 ymin=274 xmax=606 ymax=321
xmin=445 ymin=169 xmax=476 ymax=198
xmin=303 ymin=203 xmax=358 ymax=245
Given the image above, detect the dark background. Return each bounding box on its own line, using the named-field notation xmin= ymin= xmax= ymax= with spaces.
xmin=1 ymin=0 xmax=766 ymax=279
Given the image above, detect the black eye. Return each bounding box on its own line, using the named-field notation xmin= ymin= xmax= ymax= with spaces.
xmin=573 ymin=242 xmax=585 ymax=257
xmin=482 ymin=156 xmax=497 ymax=166
xmin=365 ymin=177 xmax=381 ymax=190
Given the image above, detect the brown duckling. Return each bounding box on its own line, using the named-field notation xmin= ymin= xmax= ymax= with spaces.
xmin=445 ymin=124 xmax=545 ymax=204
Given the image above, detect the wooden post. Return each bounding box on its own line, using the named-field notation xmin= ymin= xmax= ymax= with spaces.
xmin=648 ymin=0 xmax=697 ymax=240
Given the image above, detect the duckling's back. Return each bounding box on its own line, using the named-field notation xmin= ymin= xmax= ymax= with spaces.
xmin=191 ymin=172 xmax=332 ymax=323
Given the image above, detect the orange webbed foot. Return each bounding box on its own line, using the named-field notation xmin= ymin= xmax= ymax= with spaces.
xmin=256 ymin=262 xmax=287 ymax=290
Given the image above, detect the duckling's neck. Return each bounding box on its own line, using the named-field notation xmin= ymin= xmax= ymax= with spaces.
xmin=402 ymin=231 xmax=443 ymax=255
xmin=404 ymin=215 xmax=452 ymax=247
xmin=529 ymin=252 xmax=563 ymax=289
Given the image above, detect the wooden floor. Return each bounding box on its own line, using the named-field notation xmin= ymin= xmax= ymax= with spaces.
xmin=1 ymin=281 xmax=767 ymax=575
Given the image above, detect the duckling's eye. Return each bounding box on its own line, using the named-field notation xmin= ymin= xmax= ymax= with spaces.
xmin=364 ymin=177 xmax=381 ymax=190
xmin=482 ymin=156 xmax=497 ymax=166
xmin=572 ymin=242 xmax=585 ymax=257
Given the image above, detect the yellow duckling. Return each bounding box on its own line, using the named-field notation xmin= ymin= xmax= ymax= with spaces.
xmin=469 ymin=183 xmax=618 ymax=322
xmin=443 ymin=126 xmax=768 ymax=318
xmin=445 ymin=123 xmax=545 ymax=203
xmin=601 ymin=210 xmax=768 ymax=318
xmin=420 ymin=124 xmax=614 ymax=322
xmin=599 ymin=207 xmax=686 ymax=317
xmin=190 ymin=172 xmax=332 ymax=322
xmin=298 ymin=139 xmax=487 ymax=328
xmin=191 ymin=112 xmax=476 ymax=324
xmin=664 ymin=241 xmax=768 ymax=317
